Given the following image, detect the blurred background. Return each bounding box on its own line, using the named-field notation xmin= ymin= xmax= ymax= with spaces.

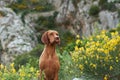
xmin=0 ymin=0 xmax=120 ymax=80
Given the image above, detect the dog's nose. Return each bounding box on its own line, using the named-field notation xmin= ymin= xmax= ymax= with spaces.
xmin=55 ymin=36 xmax=59 ymax=40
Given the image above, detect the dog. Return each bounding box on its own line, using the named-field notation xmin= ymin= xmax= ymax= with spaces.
xmin=39 ymin=30 xmax=60 ymax=80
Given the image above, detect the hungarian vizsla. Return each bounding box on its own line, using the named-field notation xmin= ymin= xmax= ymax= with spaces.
xmin=39 ymin=30 xmax=60 ymax=80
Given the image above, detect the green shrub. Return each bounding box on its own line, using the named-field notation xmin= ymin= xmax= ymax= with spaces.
xmin=35 ymin=16 xmax=56 ymax=30
xmin=72 ymin=0 xmax=81 ymax=8
xmin=117 ymin=9 xmax=120 ymax=17
xmin=105 ymin=2 xmax=116 ymax=11
xmin=0 ymin=63 xmax=39 ymax=80
xmin=14 ymin=44 xmax=43 ymax=70
xmin=99 ymin=0 xmax=107 ymax=6
xmin=89 ymin=5 xmax=100 ymax=16
xmin=57 ymin=29 xmax=75 ymax=49
xmin=58 ymin=50 xmax=80 ymax=80
xmin=0 ymin=11 xmax=6 ymax=17
xmin=99 ymin=0 xmax=116 ymax=11
xmin=8 ymin=0 xmax=54 ymax=13
xmin=71 ymin=30 xmax=120 ymax=79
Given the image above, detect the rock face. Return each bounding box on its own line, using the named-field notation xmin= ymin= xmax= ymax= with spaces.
xmin=48 ymin=0 xmax=62 ymax=9
xmin=56 ymin=0 xmax=120 ymax=36
xmin=23 ymin=0 xmax=120 ymax=37
xmin=99 ymin=11 xmax=119 ymax=29
xmin=0 ymin=7 xmax=37 ymax=65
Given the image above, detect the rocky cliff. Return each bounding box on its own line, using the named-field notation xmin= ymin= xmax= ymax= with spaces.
xmin=56 ymin=0 xmax=120 ymax=36
xmin=24 ymin=0 xmax=120 ymax=36
xmin=0 ymin=1 xmax=37 ymax=65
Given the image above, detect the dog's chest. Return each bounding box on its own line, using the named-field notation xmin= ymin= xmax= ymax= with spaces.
xmin=39 ymin=51 xmax=60 ymax=72
xmin=47 ymin=55 xmax=58 ymax=65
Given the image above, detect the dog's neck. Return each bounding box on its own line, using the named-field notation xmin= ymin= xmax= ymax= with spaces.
xmin=44 ymin=44 xmax=56 ymax=56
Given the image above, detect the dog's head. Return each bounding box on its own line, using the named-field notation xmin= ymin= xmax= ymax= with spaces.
xmin=41 ymin=30 xmax=60 ymax=45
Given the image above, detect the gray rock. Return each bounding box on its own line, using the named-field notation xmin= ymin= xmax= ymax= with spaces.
xmin=48 ymin=0 xmax=62 ymax=9
xmin=0 ymin=7 xmax=37 ymax=65
xmin=99 ymin=11 xmax=119 ymax=29
xmin=56 ymin=0 xmax=119 ymax=36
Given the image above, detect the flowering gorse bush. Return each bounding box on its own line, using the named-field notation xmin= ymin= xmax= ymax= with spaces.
xmin=0 ymin=63 xmax=39 ymax=80
xmin=71 ymin=30 xmax=120 ymax=80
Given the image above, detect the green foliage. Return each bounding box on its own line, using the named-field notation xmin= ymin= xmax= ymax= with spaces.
xmin=72 ymin=0 xmax=81 ymax=8
xmin=7 ymin=0 xmax=54 ymax=13
xmin=0 ymin=11 xmax=6 ymax=17
xmin=8 ymin=0 xmax=54 ymax=23
xmin=99 ymin=0 xmax=107 ymax=6
xmin=71 ymin=30 xmax=120 ymax=79
xmin=117 ymin=9 xmax=120 ymax=17
xmin=109 ymin=23 xmax=120 ymax=34
xmin=58 ymin=29 xmax=75 ymax=49
xmin=58 ymin=50 xmax=81 ymax=80
xmin=116 ymin=23 xmax=120 ymax=33
xmin=14 ymin=44 xmax=43 ymax=70
xmin=89 ymin=5 xmax=100 ymax=16
xmin=35 ymin=15 xmax=56 ymax=31
xmin=108 ymin=0 xmax=120 ymax=3
xmin=99 ymin=0 xmax=116 ymax=11
xmin=0 ymin=63 xmax=39 ymax=80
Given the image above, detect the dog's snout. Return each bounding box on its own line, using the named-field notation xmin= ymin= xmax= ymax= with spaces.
xmin=55 ymin=36 xmax=59 ymax=40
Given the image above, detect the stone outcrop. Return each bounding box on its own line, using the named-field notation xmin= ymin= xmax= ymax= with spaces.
xmin=56 ymin=0 xmax=120 ymax=36
xmin=24 ymin=0 xmax=120 ymax=36
xmin=0 ymin=7 xmax=37 ymax=65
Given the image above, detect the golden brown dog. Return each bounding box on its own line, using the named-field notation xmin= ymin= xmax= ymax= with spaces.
xmin=39 ymin=30 xmax=60 ymax=80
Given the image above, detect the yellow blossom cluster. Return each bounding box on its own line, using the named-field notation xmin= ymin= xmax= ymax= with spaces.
xmin=71 ymin=30 xmax=120 ymax=79
xmin=0 ymin=63 xmax=39 ymax=80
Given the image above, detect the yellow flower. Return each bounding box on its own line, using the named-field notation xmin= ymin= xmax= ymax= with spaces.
xmin=95 ymin=42 xmax=100 ymax=46
xmin=96 ymin=55 xmax=99 ymax=60
xmin=96 ymin=35 xmax=100 ymax=39
xmin=104 ymin=75 xmax=108 ymax=80
xmin=104 ymin=36 xmax=109 ymax=41
xmin=104 ymin=57 xmax=109 ymax=62
xmin=20 ymin=71 xmax=25 ymax=77
xmin=90 ymin=63 xmax=97 ymax=69
xmin=101 ymin=30 xmax=106 ymax=34
xmin=92 ymin=64 xmax=97 ymax=69
xmin=10 ymin=63 xmax=14 ymax=68
xmin=97 ymin=48 xmax=104 ymax=52
xmin=104 ymin=49 xmax=109 ymax=54
xmin=115 ymin=31 xmax=118 ymax=35
xmin=0 ymin=64 xmax=4 ymax=69
xmin=36 ymin=70 xmax=40 ymax=77
xmin=85 ymin=60 xmax=88 ymax=64
xmin=116 ymin=60 xmax=119 ymax=62
xmin=79 ymin=64 xmax=84 ymax=70
xmin=76 ymin=39 xmax=80 ymax=45
xmin=90 ymin=37 xmax=93 ymax=41
xmin=75 ymin=46 xmax=79 ymax=51
xmin=109 ymin=66 xmax=113 ymax=70
xmin=116 ymin=57 xmax=119 ymax=62
xmin=4 ymin=66 xmax=8 ymax=72
xmin=76 ymin=35 xmax=80 ymax=38
xmin=12 ymin=68 xmax=16 ymax=73
xmin=30 ymin=67 xmax=34 ymax=72
xmin=79 ymin=47 xmax=84 ymax=51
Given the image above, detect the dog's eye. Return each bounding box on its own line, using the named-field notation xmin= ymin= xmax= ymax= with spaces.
xmin=56 ymin=33 xmax=59 ymax=36
xmin=50 ymin=33 xmax=53 ymax=35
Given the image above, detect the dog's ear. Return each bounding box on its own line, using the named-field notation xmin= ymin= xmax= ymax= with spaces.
xmin=41 ymin=31 xmax=49 ymax=44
